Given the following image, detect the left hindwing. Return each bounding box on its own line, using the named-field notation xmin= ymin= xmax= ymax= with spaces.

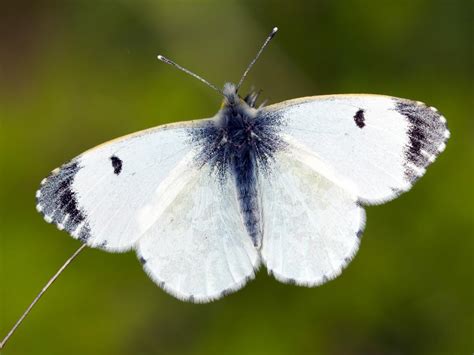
xmin=262 ymin=95 xmax=450 ymax=204
xmin=137 ymin=163 xmax=260 ymax=302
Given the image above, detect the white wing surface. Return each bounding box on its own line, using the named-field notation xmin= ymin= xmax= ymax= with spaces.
xmin=260 ymin=148 xmax=365 ymax=285
xmin=136 ymin=164 xmax=260 ymax=302
xmin=36 ymin=121 xmax=205 ymax=252
xmin=263 ymin=95 xmax=449 ymax=204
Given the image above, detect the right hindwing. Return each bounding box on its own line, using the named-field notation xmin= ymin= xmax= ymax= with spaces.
xmin=259 ymin=147 xmax=365 ymax=286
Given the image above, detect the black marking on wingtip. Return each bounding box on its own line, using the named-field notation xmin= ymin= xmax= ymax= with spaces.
xmin=78 ymin=225 xmax=91 ymax=243
xmin=57 ymin=170 xmax=84 ymax=224
xmin=139 ymin=256 xmax=147 ymax=265
xmin=353 ymin=109 xmax=365 ymax=128
xmin=356 ymin=230 xmax=363 ymax=239
xmin=287 ymin=278 xmax=296 ymax=285
xmin=344 ymin=257 xmax=352 ymax=264
xmin=110 ymin=155 xmax=122 ymax=175
xmin=395 ymin=99 xmax=448 ymax=182
xmin=37 ymin=160 xmax=91 ymax=241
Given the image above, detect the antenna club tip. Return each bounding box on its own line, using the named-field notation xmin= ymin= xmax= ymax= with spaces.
xmin=157 ymin=55 xmax=171 ymax=64
xmin=272 ymin=27 xmax=278 ymax=33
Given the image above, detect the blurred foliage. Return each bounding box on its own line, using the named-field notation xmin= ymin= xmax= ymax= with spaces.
xmin=0 ymin=0 xmax=472 ymax=354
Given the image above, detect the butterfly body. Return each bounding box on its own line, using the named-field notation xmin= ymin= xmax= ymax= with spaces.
xmin=190 ymin=83 xmax=285 ymax=248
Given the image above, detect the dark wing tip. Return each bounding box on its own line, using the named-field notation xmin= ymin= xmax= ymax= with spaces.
xmin=36 ymin=160 xmax=91 ymax=242
xmin=394 ymin=99 xmax=450 ymax=183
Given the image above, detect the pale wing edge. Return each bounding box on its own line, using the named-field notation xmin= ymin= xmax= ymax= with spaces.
xmin=136 ymin=254 xmax=261 ymax=303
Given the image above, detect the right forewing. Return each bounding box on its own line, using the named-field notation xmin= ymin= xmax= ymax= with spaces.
xmin=262 ymin=95 xmax=449 ymax=204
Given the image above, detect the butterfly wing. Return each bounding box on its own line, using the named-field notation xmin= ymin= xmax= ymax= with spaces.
xmin=260 ymin=147 xmax=365 ymax=285
xmin=36 ymin=121 xmax=207 ymax=252
xmin=136 ymin=163 xmax=260 ymax=302
xmin=262 ymin=95 xmax=450 ymax=204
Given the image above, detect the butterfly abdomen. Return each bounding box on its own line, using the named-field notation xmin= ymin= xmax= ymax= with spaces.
xmin=232 ymin=147 xmax=262 ymax=248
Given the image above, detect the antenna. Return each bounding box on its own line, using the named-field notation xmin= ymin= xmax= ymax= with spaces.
xmin=236 ymin=27 xmax=278 ymax=92
xmin=157 ymin=55 xmax=224 ymax=97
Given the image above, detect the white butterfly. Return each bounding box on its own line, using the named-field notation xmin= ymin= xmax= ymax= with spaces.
xmin=36 ymin=28 xmax=449 ymax=302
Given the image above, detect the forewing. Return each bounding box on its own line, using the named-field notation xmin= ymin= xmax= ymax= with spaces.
xmin=36 ymin=121 xmax=205 ymax=252
xmin=136 ymin=164 xmax=260 ymax=302
xmin=260 ymin=148 xmax=365 ymax=285
xmin=262 ymin=95 xmax=449 ymax=204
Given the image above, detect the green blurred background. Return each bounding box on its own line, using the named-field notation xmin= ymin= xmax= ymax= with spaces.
xmin=1 ymin=1 xmax=472 ymax=354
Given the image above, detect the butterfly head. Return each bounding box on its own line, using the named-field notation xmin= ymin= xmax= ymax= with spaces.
xmin=222 ymin=82 xmax=240 ymax=106
xmin=222 ymin=82 xmax=262 ymax=110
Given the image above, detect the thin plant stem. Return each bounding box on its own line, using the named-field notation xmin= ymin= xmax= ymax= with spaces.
xmin=0 ymin=243 xmax=87 ymax=349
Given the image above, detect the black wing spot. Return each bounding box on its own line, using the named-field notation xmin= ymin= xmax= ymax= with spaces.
xmin=110 ymin=155 xmax=122 ymax=175
xmin=354 ymin=109 xmax=365 ymax=128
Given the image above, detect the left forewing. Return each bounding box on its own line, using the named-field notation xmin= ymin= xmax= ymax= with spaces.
xmin=36 ymin=122 xmax=206 ymax=252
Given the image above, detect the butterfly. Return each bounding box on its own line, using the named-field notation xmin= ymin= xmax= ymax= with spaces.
xmin=35 ymin=27 xmax=449 ymax=302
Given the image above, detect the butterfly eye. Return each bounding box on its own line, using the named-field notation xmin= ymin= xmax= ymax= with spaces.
xmin=353 ymin=109 xmax=365 ymax=128
xmin=110 ymin=155 xmax=122 ymax=175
